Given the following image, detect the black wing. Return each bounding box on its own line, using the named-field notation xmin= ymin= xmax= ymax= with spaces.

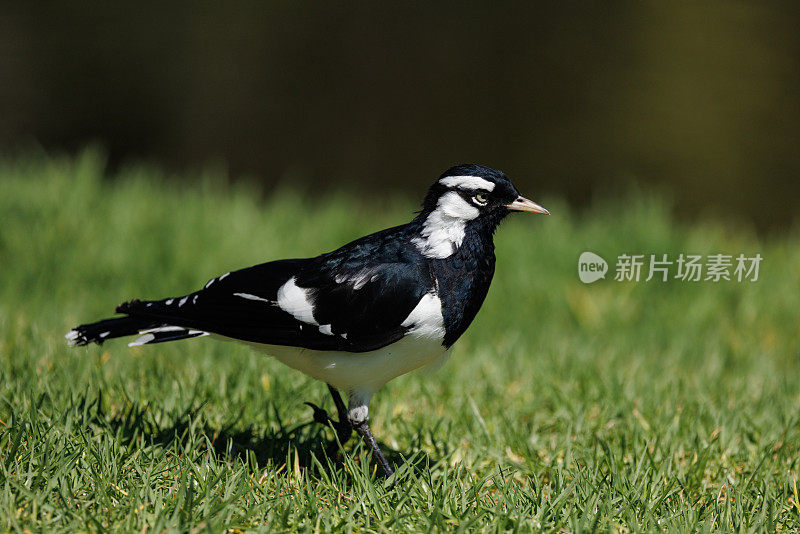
xmin=117 ymin=255 xmax=433 ymax=353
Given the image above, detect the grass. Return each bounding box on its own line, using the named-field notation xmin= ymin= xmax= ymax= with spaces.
xmin=1 ymin=148 xmax=799 ymax=532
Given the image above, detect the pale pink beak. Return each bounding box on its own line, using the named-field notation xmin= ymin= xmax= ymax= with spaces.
xmin=506 ymin=196 xmax=549 ymax=214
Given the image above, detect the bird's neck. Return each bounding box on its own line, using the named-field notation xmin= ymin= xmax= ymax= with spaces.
xmin=411 ymin=209 xmax=504 ymax=260
xmin=428 ymin=220 xmax=499 ymax=347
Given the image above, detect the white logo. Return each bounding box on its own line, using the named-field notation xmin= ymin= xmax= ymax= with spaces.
xmin=578 ymin=252 xmax=608 ymax=283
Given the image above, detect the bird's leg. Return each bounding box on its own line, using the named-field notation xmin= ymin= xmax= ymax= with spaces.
xmin=348 ymin=391 xmax=394 ymax=477
xmin=305 ymin=384 xmax=353 ymax=447
xmin=353 ymin=420 xmax=394 ymax=477
xmin=327 ymin=385 xmax=353 ymax=445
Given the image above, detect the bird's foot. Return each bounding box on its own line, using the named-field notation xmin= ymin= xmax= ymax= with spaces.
xmin=304 ymin=402 xmax=353 ymax=447
xmin=353 ymin=420 xmax=394 ymax=478
xmin=306 ymin=403 xmax=395 ymax=482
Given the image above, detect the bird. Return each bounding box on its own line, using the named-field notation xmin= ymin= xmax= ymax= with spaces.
xmin=65 ymin=164 xmax=548 ymax=477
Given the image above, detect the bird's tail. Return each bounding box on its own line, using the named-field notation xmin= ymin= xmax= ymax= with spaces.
xmin=66 ymin=313 xmax=208 ymax=348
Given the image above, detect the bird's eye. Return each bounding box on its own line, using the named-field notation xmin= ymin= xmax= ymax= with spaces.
xmin=473 ymin=193 xmax=488 ymax=206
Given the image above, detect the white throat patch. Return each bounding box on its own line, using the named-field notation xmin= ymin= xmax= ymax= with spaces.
xmin=412 ymin=191 xmax=479 ymax=258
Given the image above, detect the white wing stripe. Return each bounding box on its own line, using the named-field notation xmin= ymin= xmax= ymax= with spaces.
xmin=276 ymin=276 xmax=318 ymax=325
xmin=233 ymin=292 xmax=274 ymax=304
xmin=401 ymin=291 xmax=445 ymax=339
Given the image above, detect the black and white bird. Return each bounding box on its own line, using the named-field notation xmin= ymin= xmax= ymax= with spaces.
xmin=66 ymin=164 xmax=548 ymax=476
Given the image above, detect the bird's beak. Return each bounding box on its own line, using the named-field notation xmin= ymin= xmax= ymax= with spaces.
xmin=506 ymin=196 xmax=550 ymax=214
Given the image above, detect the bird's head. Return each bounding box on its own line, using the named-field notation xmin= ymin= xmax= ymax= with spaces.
xmin=419 ymin=164 xmax=548 ymax=221
xmin=413 ymin=164 xmax=548 ymax=258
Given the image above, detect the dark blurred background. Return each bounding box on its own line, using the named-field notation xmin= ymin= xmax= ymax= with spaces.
xmin=1 ymin=2 xmax=798 ymax=229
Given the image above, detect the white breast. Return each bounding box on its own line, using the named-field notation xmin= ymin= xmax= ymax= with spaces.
xmin=245 ymin=291 xmax=447 ymax=394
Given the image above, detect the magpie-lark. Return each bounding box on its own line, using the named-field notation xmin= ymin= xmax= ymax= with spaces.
xmin=66 ymin=164 xmax=548 ymax=476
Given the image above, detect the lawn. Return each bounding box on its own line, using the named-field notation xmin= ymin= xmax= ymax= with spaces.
xmin=1 ymin=149 xmax=799 ymax=532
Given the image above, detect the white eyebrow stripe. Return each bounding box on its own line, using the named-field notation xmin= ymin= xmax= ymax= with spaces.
xmin=438 ymin=175 xmax=495 ymax=191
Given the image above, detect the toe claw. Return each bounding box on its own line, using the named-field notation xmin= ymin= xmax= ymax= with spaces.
xmin=306 ymin=401 xmax=353 ymax=446
xmin=304 ymin=402 xmax=331 ymax=425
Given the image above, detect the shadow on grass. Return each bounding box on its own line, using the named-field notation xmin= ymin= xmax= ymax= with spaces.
xmin=80 ymin=390 xmax=433 ymax=478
